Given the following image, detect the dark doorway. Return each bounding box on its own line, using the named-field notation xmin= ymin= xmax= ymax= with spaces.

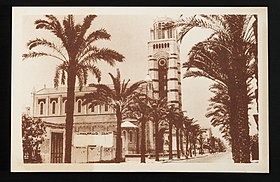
xmin=51 ymin=132 xmax=63 ymax=163
xmin=158 ymin=128 xmax=166 ymax=153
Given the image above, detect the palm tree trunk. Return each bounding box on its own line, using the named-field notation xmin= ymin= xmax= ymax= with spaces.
xmin=193 ymin=140 xmax=196 ymax=156
xmin=168 ymin=121 xmax=173 ymax=160
xmin=180 ymin=130 xmax=184 ymax=157
xmin=185 ymin=132 xmax=189 ymax=158
xmin=141 ymin=119 xmax=146 ymax=163
xmin=228 ymin=86 xmax=250 ymax=163
xmin=228 ymin=59 xmax=251 ymax=163
xmin=189 ymin=138 xmax=192 ymax=158
xmin=115 ymin=106 xmax=122 ymax=163
xmin=176 ymin=128 xmax=180 ymax=159
xmin=155 ymin=120 xmax=159 ymax=161
xmin=200 ymin=140 xmax=204 ymax=154
xmin=64 ymin=67 xmax=76 ymax=163
xmin=28 ymin=147 xmax=33 ymax=163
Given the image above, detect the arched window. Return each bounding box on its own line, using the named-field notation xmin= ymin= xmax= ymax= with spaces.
xmin=153 ymin=44 xmax=155 ymax=49
xmin=64 ymin=100 xmax=67 ymax=114
xmin=158 ymin=23 xmax=162 ymax=39
xmin=159 ymin=44 xmax=161 ymax=49
xmin=129 ymin=130 xmax=133 ymax=142
xmin=90 ymin=105 xmax=95 ymax=112
xmin=168 ymin=28 xmax=172 ymax=38
xmin=104 ymin=104 xmax=109 ymax=112
xmin=77 ymin=100 xmax=82 ymax=113
xmin=156 ymin=44 xmax=158 ymax=49
xmin=40 ymin=102 xmax=44 ymax=115
xmin=164 ymin=43 xmax=167 ymax=48
xmin=167 ymin=43 xmax=169 ymax=48
xmin=52 ymin=101 xmax=56 ymax=114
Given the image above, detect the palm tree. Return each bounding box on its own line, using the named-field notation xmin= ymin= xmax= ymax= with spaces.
xmin=190 ymin=122 xmax=201 ymax=157
xmin=173 ymin=111 xmax=184 ymax=159
xmin=83 ymin=69 xmax=145 ymax=163
xmin=165 ymin=105 xmax=181 ymax=160
xmin=182 ymin=117 xmax=194 ymax=158
xmin=205 ymin=83 xmax=231 ymax=144
xmin=22 ymin=15 xmax=124 ymax=163
xmin=197 ymin=130 xmax=206 ymax=155
xmin=177 ymin=15 xmax=257 ymax=163
xmin=206 ymin=81 xmax=256 ymax=147
xmin=125 ymin=94 xmax=152 ymax=163
xmin=149 ymin=97 xmax=167 ymax=161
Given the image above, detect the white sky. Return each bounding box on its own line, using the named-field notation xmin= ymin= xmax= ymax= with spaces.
xmin=14 ymin=7 xmax=260 ymax=138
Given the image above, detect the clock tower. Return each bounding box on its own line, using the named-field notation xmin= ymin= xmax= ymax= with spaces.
xmin=145 ymin=17 xmax=182 ymax=153
xmin=148 ymin=17 xmax=182 ymax=108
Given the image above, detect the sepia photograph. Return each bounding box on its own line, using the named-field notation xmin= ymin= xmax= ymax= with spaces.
xmin=11 ymin=7 xmax=268 ymax=172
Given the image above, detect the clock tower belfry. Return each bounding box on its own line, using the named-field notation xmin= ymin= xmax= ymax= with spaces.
xmin=148 ymin=17 xmax=182 ymax=108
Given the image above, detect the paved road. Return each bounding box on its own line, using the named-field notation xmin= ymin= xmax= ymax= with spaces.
xmin=169 ymin=151 xmax=233 ymax=163
xmin=125 ymin=151 xmax=233 ymax=164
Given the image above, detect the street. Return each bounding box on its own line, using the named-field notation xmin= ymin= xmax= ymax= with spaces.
xmin=170 ymin=151 xmax=233 ymax=163
xmin=124 ymin=151 xmax=233 ymax=164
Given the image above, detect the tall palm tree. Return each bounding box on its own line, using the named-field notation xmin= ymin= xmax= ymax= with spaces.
xmin=125 ymin=94 xmax=152 ymax=163
xmin=83 ymin=69 xmax=145 ymax=163
xmin=197 ymin=130 xmax=206 ymax=154
xmin=22 ymin=15 xmax=124 ymax=163
xmin=182 ymin=117 xmax=194 ymax=158
xmin=190 ymin=122 xmax=201 ymax=157
xmin=205 ymin=83 xmax=231 ymax=144
xmin=206 ymin=81 xmax=256 ymax=146
xmin=173 ymin=111 xmax=184 ymax=159
xmin=165 ymin=105 xmax=181 ymax=160
xmin=149 ymin=97 xmax=167 ymax=161
xmin=177 ymin=15 xmax=257 ymax=163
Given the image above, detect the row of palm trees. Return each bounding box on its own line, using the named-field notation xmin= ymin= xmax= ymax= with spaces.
xmin=82 ymin=69 xmax=209 ymax=163
xmin=176 ymin=15 xmax=258 ymax=163
xmin=22 ymin=14 xmax=202 ymax=163
xmin=22 ymin=14 xmax=250 ymax=164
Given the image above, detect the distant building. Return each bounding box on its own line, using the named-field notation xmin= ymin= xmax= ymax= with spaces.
xmin=201 ymin=128 xmax=213 ymax=143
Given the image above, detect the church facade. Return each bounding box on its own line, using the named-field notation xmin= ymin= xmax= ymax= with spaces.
xmin=32 ymin=17 xmax=183 ymax=163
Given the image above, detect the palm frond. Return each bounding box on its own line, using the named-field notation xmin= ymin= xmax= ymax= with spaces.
xmin=27 ymin=38 xmax=68 ymax=62
xmin=63 ymin=15 xmax=76 ymax=49
xmin=85 ymin=28 xmax=111 ymax=44
xmin=22 ymin=51 xmax=65 ymax=62
xmin=87 ymin=65 xmax=101 ymax=83
xmin=122 ymin=80 xmax=146 ymax=99
xmin=78 ymin=47 xmax=125 ymax=66
xmin=53 ymin=63 xmax=68 ymax=88
xmin=35 ymin=15 xmax=67 ymax=50
xmin=109 ymin=69 xmax=121 ymax=99
xmin=75 ymin=15 xmax=97 ymax=50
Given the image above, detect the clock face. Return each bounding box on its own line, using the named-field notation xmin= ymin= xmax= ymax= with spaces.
xmin=158 ymin=58 xmax=166 ymax=67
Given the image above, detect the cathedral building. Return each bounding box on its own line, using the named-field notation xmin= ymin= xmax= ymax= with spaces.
xmin=32 ymin=17 xmax=182 ymax=163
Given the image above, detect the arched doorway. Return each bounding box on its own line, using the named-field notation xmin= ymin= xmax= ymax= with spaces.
xmin=157 ymin=128 xmax=166 ymax=154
